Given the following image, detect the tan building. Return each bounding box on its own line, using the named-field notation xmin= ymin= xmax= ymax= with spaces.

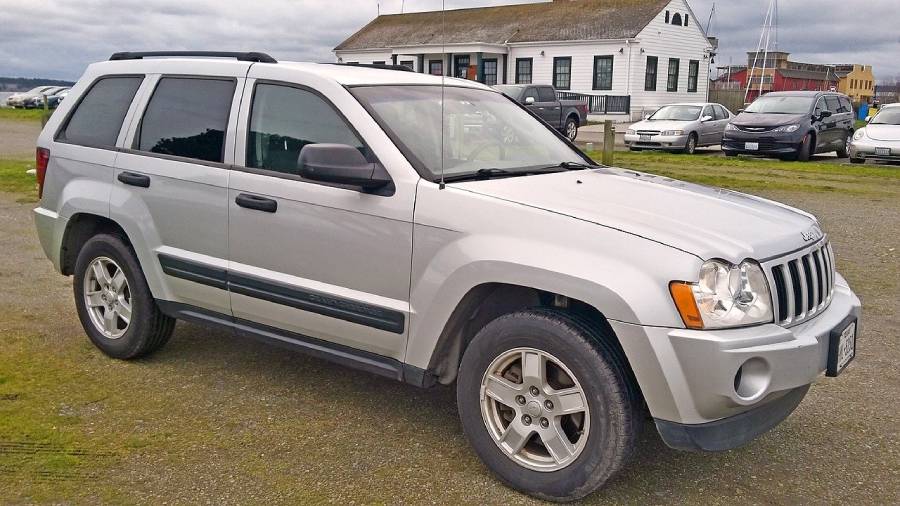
xmin=834 ymin=64 xmax=875 ymax=103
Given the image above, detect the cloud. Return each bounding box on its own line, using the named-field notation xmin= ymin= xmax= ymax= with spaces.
xmin=0 ymin=0 xmax=897 ymax=81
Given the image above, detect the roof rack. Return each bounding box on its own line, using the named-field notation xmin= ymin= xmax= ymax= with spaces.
xmin=328 ymin=62 xmax=414 ymax=73
xmin=109 ymin=51 xmax=277 ymax=63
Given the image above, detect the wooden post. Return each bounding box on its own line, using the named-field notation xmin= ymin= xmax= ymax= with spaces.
xmin=41 ymin=94 xmax=51 ymax=127
xmin=602 ymin=120 xmax=615 ymax=165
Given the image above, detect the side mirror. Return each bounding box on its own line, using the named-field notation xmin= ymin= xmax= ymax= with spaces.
xmin=818 ymin=110 xmax=833 ymax=119
xmin=298 ymin=143 xmax=390 ymax=191
xmin=524 ymin=96 xmax=535 ymax=105
xmin=700 ymin=115 xmax=713 ymax=122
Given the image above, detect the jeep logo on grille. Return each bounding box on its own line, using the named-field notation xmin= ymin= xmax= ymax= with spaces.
xmin=801 ymin=225 xmax=823 ymax=242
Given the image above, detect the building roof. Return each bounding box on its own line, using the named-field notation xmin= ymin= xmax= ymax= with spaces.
xmin=335 ymin=0 xmax=671 ymax=51
xmin=778 ymin=69 xmax=836 ymax=81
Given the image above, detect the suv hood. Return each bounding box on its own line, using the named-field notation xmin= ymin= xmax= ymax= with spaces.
xmin=454 ymin=168 xmax=818 ymax=262
xmin=864 ymin=124 xmax=900 ymax=141
xmin=731 ymin=112 xmax=807 ymax=127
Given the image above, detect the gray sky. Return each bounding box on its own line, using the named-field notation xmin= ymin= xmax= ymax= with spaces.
xmin=1 ymin=0 xmax=898 ymax=82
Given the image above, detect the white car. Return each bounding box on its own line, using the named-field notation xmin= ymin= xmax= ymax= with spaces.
xmin=6 ymin=85 xmax=55 ymax=107
xmin=850 ymin=103 xmax=900 ymax=164
xmin=625 ymin=102 xmax=733 ymax=154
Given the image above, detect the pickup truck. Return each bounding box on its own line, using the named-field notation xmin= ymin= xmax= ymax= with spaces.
xmin=494 ymin=84 xmax=588 ymax=141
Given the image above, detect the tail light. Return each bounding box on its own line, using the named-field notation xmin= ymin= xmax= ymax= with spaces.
xmin=36 ymin=147 xmax=50 ymax=199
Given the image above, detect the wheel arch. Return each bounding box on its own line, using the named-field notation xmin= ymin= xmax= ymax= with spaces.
xmin=60 ymin=213 xmax=132 ymax=275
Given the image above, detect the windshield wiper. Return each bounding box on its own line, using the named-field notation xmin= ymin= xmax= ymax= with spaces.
xmin=556 ymin=161 xmax=595 ymax=170
xmin=441 ymin=165 xmax=577 ymax=183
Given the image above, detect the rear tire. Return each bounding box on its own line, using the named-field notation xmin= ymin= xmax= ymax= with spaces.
xmin=73 ymin=234 xmax=175 ymax=359
xmin=836 ymin=133 xmax=851 ymax=158
xmin=564 ymin=117 xmax=579 ymax=142
xmin=457 ymin=309 xmax=640 ymax=502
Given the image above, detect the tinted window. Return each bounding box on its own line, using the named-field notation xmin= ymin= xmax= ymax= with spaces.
xmin=825 ymin=96 xmax=841 ymax=113
xmin=247 ymin=84 xmax=364 ymax=175
xmin=137 ymin=77 xmax=235 ymax=163
xmin=58 ymin=76 xmax=142 ymax=148
xmin=538 ymin=86 xmax=556 ymax=102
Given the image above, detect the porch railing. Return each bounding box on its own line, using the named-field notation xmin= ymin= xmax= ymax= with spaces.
xmin=556 ymin=91 xmax=631 ymax=114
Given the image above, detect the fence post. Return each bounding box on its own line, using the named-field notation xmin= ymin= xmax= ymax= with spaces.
xmin=41 ymin=95 xmax=51 ymax=127
xmin=602 ymin=120 xmax=615 ymax=165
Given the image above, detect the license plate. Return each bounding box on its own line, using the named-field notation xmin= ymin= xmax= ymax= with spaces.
xmin=826 ymin=320 xmax=856 ymax=377
xmin=875 ymin=147 xmax=891 ymax=156
xmin=640 ymin=134 xmax=651 ymax=141
xmin=745 ymin=142 xmax=759 ymax=151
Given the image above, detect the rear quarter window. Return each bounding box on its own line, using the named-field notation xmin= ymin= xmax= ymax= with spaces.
xmin=135 ymin=77 xmax=236 ymax=163
xmin=56 ymin=76 xmax=143 ymax=148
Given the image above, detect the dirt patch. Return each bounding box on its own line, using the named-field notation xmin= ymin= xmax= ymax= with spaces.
xmin=0 ymin=118 xmax=41 ymax=159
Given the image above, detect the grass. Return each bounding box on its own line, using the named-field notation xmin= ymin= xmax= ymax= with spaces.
xmin=587 ymin=150 xmax=899 ymax=196
xmin=0 ymin=159 xmax=37 ymax=201
xmin=0 ymin=107 xmax=48 ymax=122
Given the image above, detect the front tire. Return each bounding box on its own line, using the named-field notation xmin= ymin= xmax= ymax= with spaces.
xmin=457 ymin=309 xmax=639 ymax=502
xmin=73 ymin=234 xmax=175 ymax=359
xmin=682 ymin=132 xmax=698 ymax=154
xmin=796 ymin=133 xmax=814 ymax=162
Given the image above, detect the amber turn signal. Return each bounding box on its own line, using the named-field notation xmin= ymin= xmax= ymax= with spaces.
xmin=669 ymin=281 xmax=704 ymax=330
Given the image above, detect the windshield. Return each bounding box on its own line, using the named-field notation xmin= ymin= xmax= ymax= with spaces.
xmin=648 ymin=105 xmax=702 ymax=121
xmin=870 ymin=108 xmax=900 ymax=125
xmin=493 ymin=85 xmax=525 ymax=100
xmin=744 ymin=96 xmax=814 ymax=114
xmin=351 ymin=85 xmax=586 ymax=181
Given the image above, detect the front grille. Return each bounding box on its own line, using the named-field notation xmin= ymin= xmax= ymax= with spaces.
xmin=735 ymin=125 xmax=778 ymax=132
xmin=767 ymin=241 xmax=835 ymax=326
xmin=636 ymin=130 xmax=660 ymax=136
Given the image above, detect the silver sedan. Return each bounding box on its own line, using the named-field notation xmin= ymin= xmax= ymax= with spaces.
xmin=624 ymin=102 xmax=734 ymax=154
xmin=850 ymin=104 xmax=900 ymax=164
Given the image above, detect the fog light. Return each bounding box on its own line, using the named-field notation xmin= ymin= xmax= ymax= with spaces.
xmin=733 ymin=357 xmax=770 ymax=400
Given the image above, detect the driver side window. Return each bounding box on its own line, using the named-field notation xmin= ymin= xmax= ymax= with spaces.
xmin=814 ymin=98 xmax=827 ymax=116
xmin=247 ymin=83 xmax=365 ymax=176
xmin=523 ymin=88 xmax=538 ymax=103
xmin=702 ymin=106 xmax=714 ymax=119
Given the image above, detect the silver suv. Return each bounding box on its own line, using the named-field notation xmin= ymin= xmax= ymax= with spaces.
xmin=33 ymin=52 xmax=861 ymax=502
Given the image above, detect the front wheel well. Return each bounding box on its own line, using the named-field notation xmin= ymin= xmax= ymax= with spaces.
xmin=60 ymin=214 xmax=130 ymax=275
xmin=426 ymin=283 xmax=640 ymax=398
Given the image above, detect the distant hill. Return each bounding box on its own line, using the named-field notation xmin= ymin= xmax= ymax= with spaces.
xmin=0 ymin=77 xmax=76 ymax=92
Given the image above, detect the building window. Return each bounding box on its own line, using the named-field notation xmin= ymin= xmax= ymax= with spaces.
xmin=515 ymin=58 xmax=533 ymax=84
xmin=482 ymin=59 xmax=498 ymax=86
xmin=671 ymin=13 xmax=682 ymax=25
xmin=429 ymin=60 xmax=443 ymax=76
xmin=667 ymin=58 xmax=680 ymax=92
xmin=553 ymin=57 xmax=572 ymax=90
xmin=454 ymin=55 xmax=470 ymax=79
xmin=665 ymin=10 xmax=670 ymax=23
xmin=400 ymin=60 xmax=414 ymax=71
xmin=593 ymin=55 xmax=614 ymax=90
xmin=684 ymin=14 xmax=689 ymax=26
xmin=644 ymin=56 xmax=658 ymax=91
xmin=688 ymin=60 xmax=699 ymax=92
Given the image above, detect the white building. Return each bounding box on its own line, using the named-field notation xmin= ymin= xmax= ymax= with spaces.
xmin=334 ymin=0 xmax=715 ymax=120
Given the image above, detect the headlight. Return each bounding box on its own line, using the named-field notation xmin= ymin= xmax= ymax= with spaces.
xmin=626 ymin=129 xmax=636 ymax=135
xmin=853 ymin=129 xmax=865 ymax=141
xmin=661 ymin=130 xmax=684 ymax=136
xmin=725 ymin=123 xmax=737 ymax=131
xmin=670 ymin=259 xmax=773 ymax=329
xmin=772 ymin=124 xmax=800 ymax=133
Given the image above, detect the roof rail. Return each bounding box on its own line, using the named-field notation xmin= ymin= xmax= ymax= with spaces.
xmin=109 ymin=51 xmax=278 ymax=63
xmin=328 ymin=62 xmax=414 ymax=73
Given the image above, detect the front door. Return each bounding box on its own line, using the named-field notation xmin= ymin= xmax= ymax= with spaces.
xmin=536 ymin=86 xmax=562 ymax=126
xmin=227 ymin=76 xmax=415 ymax=360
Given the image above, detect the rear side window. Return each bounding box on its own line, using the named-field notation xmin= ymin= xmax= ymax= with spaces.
xmin=57 ymin=76 xmax=142 ymax=148
xmin=714 ymin=105 xmax=729 ymax=120
xmin=136 ymin=77 xmax=235 ymax=163
xmin=247 ymin=83 xmax=364 ymax=175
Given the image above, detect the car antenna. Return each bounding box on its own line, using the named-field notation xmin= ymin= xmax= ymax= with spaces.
xmin=439 ymin=0 xmax=447 ymax=190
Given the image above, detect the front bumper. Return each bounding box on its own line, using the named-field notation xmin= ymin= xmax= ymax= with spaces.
xmin=624 ymin=133 xmax=688 ymax=150
xmin=610 ymin=275 xmax=860 ymax=450
xmin=849 ymin=139 xmax=900 ymax=161
xmin=722 ymin=130 xmax=803 ymax=155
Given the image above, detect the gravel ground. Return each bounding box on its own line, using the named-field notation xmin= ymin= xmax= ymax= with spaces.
xmin=0 ymin=118 xmax=41 ymax=159
xmin=0 ymin=117 xmax=898 ymax=504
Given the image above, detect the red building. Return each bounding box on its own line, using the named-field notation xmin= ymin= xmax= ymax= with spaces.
xmin=715 ymin=51 xmax=839 ymax=101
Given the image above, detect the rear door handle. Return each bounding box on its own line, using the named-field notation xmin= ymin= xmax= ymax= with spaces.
xmin=117 ymin=171 xmax=150 ymax=188
xmin=235 ymin=193 xmax=277 ymax=213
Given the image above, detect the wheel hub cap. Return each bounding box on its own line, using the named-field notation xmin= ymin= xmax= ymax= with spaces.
xmin=83 ymin=256 xmax=132 ymax=339
xmin=479 ymin=347 xmax=590 ymax=472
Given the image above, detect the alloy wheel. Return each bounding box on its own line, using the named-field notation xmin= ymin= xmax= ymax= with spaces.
xmin=566 ymin=121 xmax=577 ymax=141
xmin=480 ymin=347 xmax=590 ymax=472
xmin=83 ymin=256 xmax=132 ymax=339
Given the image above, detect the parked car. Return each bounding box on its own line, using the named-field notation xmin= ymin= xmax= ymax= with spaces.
xmin=624 ymin=102 xmax=733 ymax=154
xmin=849 ymin=103 xmax=900 ymax=164
xmin=494 ymin=84 xmax=588 ymax=141
xmin=723 ymin=91 xmax=855 ymax=161
xmin=34 ymin=52 xmax=860 ymax=502
xmin=47 ymin=88 xmax=70 ymax=108
xmin=24 ymin=86 xmax=68 ymax=109
xmin=6 ymin=85 xmax=55 ymax=108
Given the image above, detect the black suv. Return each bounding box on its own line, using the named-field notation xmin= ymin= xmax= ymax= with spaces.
xmin=723 ymin=91 xmax=854 ymax=161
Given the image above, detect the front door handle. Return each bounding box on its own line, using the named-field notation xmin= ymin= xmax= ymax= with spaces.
xmin=117 ymin=171 xmax=150 ymax=188
xmin=235 ymin=193 xmax=277 ymax=213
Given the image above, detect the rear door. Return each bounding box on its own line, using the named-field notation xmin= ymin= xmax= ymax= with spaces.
xmin=112 ymin=65 xmax=248 ymax=315
xmin=712 ymin=105 xmax=731 ymax=144
xmin=226 ymin=69 xmax=417 ymax=361
xmin=698 ymin=105 xmax=718 ymax=145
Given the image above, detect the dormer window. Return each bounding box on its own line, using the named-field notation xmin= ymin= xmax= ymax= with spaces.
xmin=671 ymin=13 xmax=682 ymax=25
